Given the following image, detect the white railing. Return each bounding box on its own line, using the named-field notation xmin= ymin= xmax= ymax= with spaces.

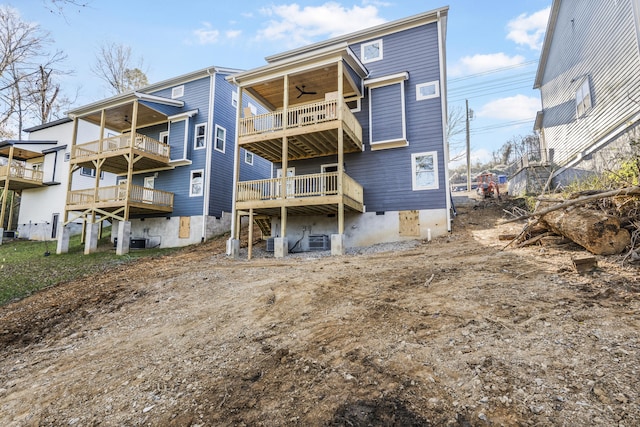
xmin=0 ymin=164 xmax=44 ymax=183
xmin=238 ymin=99 xmax=361 ymax=138
xmin=67 ymin=184 xmax=174 ymax=208
xmin=72 ymin=133 xmax=170 ymax=160
xmin=236 ymin=172 xmax=363 ymax=204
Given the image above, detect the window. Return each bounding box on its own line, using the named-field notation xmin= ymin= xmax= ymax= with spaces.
xmin=64 ymin=152 xmax=70 ymax=162
xmin=232 ymin=90 xmax=238 ymax=108
xmin=411 ymin=152 xmax=439 ymax=191
xmin=190 ymin=170 xmax=204 ymax=197
xmin=244 ymin=150 xmax=254 ymax=165
xmin=159 ymin=131 xmax=169 ymax=144
xmin=32 ymin=162 xmax=43 ymax=172
xmin=80 ymin=167 xmax=104 ymax=179
xmin=361 ymin=39 xmax=383 ymax=63
xmin=416 ymin=81 xmax=440 ymax=101
xmin=248 ymin=102 xmax=257 ymax=115
xmin=194 ymin=123 xmax=206 ymax=150
xmin=214 ymin=125 xmax=226 ymax=153
xmin=172 ymin=85 xmax=184 ymax=99
xmin=576 ymin=78 xmax=592 ymax=117
xmin=345 ymin=95 xmax=361 ymax=112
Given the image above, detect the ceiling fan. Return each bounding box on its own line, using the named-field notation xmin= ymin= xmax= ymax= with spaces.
xmin=295 ymin=85 xmax=317 ymax=98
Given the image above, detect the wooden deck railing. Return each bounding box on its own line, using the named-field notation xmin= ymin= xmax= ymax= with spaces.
xmin=236 ymin=172 xmax=363 ymax=203
xmin=239 ymin=99 xmax=361 ymax=138
xmin=67 ymin=183 xmax=174 ymax=208
xmin=72 ymin=133 xmax=170 ymax=160
xmin=0 ymin=164 xmax=44 ymax=183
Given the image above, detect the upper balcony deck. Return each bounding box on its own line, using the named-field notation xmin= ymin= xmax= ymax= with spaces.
xmin=0 ymin=163 xmax=44 ymax=191
xmin=71 ymin=133 xmax=171 ymax=174
xmin=238 ymin=99 xmax=362 ymax=162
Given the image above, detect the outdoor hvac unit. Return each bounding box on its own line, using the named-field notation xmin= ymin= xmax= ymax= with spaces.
xmin=308 ymin=234 xmax=329 ymax=251
xmin=130 ymin=238 xmax=147 ymax=249
xmin=266 ymin=237 xmax=275 ymax=252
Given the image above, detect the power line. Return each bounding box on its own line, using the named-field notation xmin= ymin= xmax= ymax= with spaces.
xmin=448 ymin=60 xmax=538 ymax=83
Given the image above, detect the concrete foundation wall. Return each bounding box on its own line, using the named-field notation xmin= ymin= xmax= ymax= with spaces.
xmin=271 ymin=208 xmax=449 ymax=252
xmin=112 ymin=213 xmax=231 ymax=249
xmin=17 ymin=221 xmax=83 ymax=241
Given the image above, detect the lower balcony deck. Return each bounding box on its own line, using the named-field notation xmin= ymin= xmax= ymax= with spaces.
xmin=236 ymin=172 xmax=364 ymax=216
xmin=66 ymin=184 xmax=174 ymax=219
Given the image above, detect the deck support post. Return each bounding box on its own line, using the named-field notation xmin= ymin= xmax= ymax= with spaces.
xmin=84 ymin=222 xmax=100 ymax=255
xmin=56 ymin=222 xmax=70 ymax=254
xmin=227 ymin=238 xmax=240 ymax=258
xmin=0 ymin=228 xmax=3 ymax=245
xmin=116 ymin=220 xmax=131 ymax=256
xmin=274 ymin=237 xmax=288 ymax=258
xmin=331 ymin=234 xmax=345 ymax=256
xmin=248 ymin=208 xmax=254 ymax=260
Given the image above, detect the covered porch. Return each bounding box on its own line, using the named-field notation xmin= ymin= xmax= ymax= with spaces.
xmin=227 ymin=45 xmax=369 ymax=258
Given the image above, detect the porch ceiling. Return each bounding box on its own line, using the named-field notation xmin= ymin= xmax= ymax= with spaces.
xmin=246 ymin=64 xmax=360 ymax=110
xmin=81 ymin=102 xmax=173 ymax=133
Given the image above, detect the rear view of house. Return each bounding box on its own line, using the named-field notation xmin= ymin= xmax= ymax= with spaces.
xmin=534 ymin=0 xmax=640 ymax=185
xmin=58 ymin=66 xmax=270 ymax=255
xmin=227 ymin=7 xmax=450 ymax=258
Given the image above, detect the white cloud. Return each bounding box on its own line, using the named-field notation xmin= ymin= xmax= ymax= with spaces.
xmin=476 ymin=94 xmax=540 ymax=121
xmin=507 ymin=7 xmax=551 ymax=50
xmin=226 ymin=30 xmax=242 ymax=39
xmin=193 ymin=22 xmax=220 ymax=45
xmin=449 ymin=53 xmax=526 ymax=77
xmin=257 ymin=2 xmax=386 ymax=47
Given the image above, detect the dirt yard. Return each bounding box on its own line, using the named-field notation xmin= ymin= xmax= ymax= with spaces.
xmin=1 ymin=200 xmax=639 ymax=426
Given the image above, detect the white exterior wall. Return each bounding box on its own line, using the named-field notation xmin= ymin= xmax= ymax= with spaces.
xmin=16 ymin=121 xmax=117 ymax=240
xmin=538 ymin=0 xmax=640 ymax=171
xmin=112 ymin=213 xmax=232 ymax=249
xmin=270 ymin=209 xmax=449 ymax=252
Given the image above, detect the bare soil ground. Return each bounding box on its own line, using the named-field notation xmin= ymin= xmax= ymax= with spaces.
xmin=1 ymin=200 xmax=639 ymax=426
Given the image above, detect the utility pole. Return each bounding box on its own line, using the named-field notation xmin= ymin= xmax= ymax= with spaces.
xmin=465 ymin=99 xmax=472 ymax=193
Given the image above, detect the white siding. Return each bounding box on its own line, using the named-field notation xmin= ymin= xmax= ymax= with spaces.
xmin=539 ymin=0 xmax=640 ymax=165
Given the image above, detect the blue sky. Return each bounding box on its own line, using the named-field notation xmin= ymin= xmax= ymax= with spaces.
xmin=13 ymin=0 xmax=551 ymax=164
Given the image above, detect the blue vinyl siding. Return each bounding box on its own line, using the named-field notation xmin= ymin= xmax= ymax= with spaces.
xmin=370 ymin=83 xmax=403 ymax=142
xmin=279 ymin=22 xmax=446 ymax=214
xmin=346 ymin=21 xmax=446 ymax=212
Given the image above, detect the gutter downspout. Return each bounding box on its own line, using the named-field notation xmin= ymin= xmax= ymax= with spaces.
xmin=202 ymin=68 xmax=216 ymax=242
xmin=437 ymin=10 xmax=452 ymax=232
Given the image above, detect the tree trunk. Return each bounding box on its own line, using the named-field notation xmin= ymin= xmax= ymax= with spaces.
xmin=540 ymin=207 xmax=630 ymax=255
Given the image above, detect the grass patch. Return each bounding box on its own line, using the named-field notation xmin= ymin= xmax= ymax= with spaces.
xmin=0 ymin=230 xmax=182 ymax=306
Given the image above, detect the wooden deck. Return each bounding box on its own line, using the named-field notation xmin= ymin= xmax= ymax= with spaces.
xmin=71 ymin=133 xmax=171 ymax=173
xmin=66 ymin=183 xmax=174 ymax=217
xmin=0 ymin=164 xmax=44 ymax=190
xmin=236 ymin=171 xmax=363 ymax=216
xmin=238 ymin=100 xmax=362 ymax=162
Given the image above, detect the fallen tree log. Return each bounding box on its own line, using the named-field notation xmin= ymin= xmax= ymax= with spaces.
xmin=501 ymin=185 xmax=640 ymax=224
xmin=540 ymin=206 xmax=630 ymax=255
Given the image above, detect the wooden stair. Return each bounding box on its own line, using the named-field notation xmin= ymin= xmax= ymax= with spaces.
xmin=253 ymin=216 xmax=271 ymax=239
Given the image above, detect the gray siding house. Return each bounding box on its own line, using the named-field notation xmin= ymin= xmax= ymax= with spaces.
xmin=534 ymin=0 xmax=640 ymax=185
xmin=59 ymin=66 xmax=270 ymax=255
xmin=227 ymin=8 xmax=450 ymax=258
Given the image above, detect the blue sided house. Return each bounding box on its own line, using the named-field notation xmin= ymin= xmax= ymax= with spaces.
xmin=58 ymin=66 xmax=271 ymax=255
xmin=226 ymin=7 xmax=451 ymax=258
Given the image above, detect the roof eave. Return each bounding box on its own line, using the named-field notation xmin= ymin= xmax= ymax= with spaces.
xmin=534 ymin=0 xmax=561 ymax=89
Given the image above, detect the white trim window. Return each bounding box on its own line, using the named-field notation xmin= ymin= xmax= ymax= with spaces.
xmin=361 ymin=39 xmax=383 ymax=63
xmin=416 ymin=81 xmax=440 ymax=101
xmin=231 ymin=90 xmax=238 ymax=108
xmin=159 ymin=131 xmax=169 ymax=144
xmin=189 ymin=169 xmax=204 ymax=197
xmin=80 ymin=167 xmax=103 ymax=179
xmin=365 ymin=72 xmax=409 ymax=150
xmin=411 ymin=151 xmax=439 ymax=191
xmin=576 ymin=78 xmax=592 ymax=118
xmin=244 ymin=150 xmax=254 ymax=165
xmin=194 ymin=123 xmax=206 ymax=150
xmin=171 ymin=85 xmax=184 ymax=99
xmin=214 ymin=125 xmax=226 ymax=153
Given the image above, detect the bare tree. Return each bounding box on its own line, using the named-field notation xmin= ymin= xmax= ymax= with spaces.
xmin=91 ymin=42 xmax=148 ymax=95
xmin=447 ymin=105 xmax=467 ymax=162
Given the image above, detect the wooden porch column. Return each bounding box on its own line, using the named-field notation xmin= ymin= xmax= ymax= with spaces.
xmin=248 ymin=208 xmax=254 ymax=260
xmin=124 ymin=101 xmax=139 ymax=221
xmin=7 ymin=190 xmax=15 ymax=231
xmin=280 ymin=75 xmax=289 ymax=237
xmin=230 ymin=89 xmax=243 ymax=245
xmin=337 ymin=61 xmax=345 ymax=234
xmin=0 ymin=144 xmax=15 ymax=229
xmin=62 ymin=118 xmax=80 ymax=226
